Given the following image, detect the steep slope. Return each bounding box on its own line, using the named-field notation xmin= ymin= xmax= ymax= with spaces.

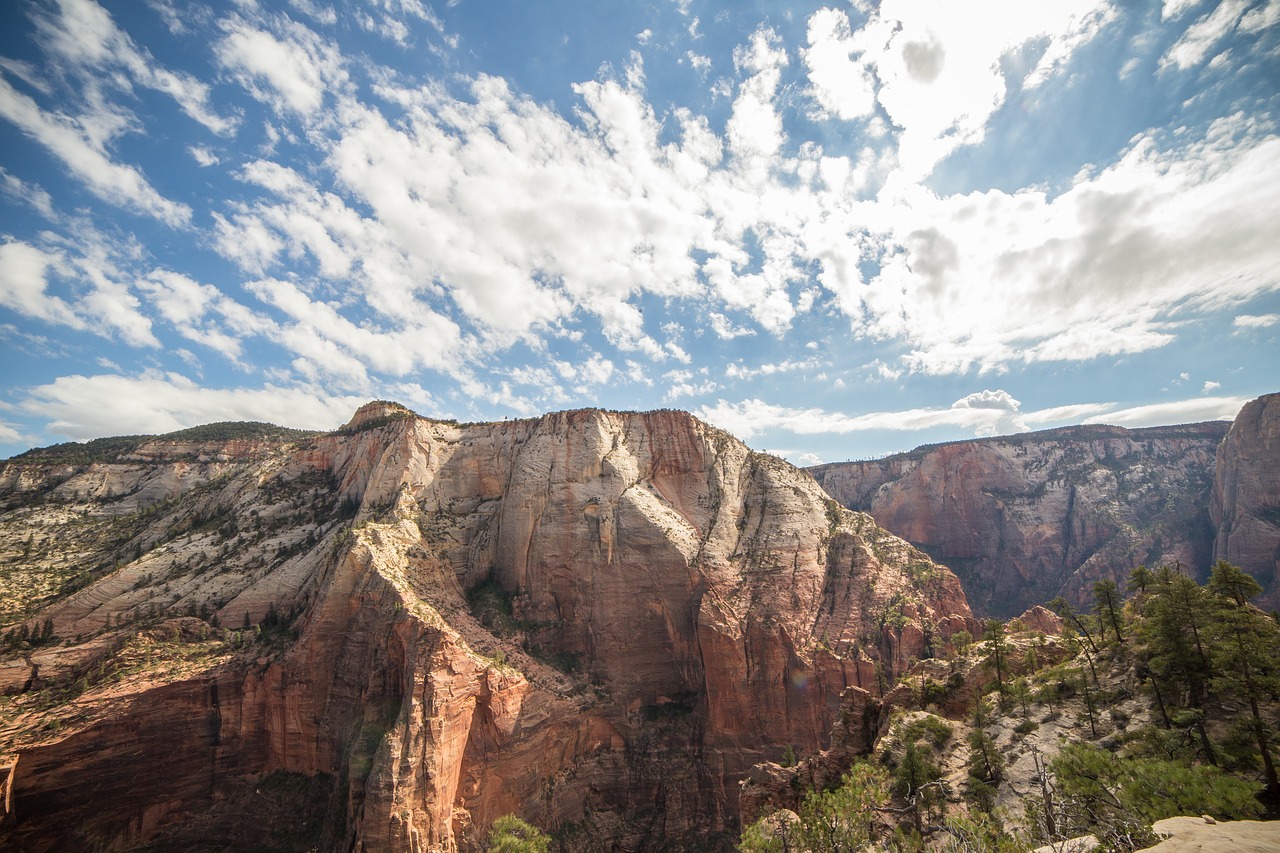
xmin=0 ymin=403 xmax=972 ymax=852
xmin=1212 ymin=392 xmax=1280 ymax=609
xmin=810 ymin=422 xmax=1227 ymax=618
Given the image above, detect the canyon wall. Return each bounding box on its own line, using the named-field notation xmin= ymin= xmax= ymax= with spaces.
xmin=1212 ymin=392 xmax=1280 ymax=609
xmin=810 ymin=422 xmax=1229 ymax=618
xmin=0 ymin=404 xmax=972 ymax=851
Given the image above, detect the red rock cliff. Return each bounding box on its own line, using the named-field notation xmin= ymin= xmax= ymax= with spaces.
xmin=0 ymin=405 xmax=972 ymax=851
xmin=1212 ymin=392 xmax=1280 ymax=608
xmin=811 ymin=422 xmax=1228 ymax=617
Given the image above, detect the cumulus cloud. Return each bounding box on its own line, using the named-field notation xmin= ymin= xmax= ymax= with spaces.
xmin=803 ymin=0 xmax=1115 ymax=181
xmin=188 ymin=145 xmax=220 ymax=166
xmin=802 ymin=7 xmax=877 ymax=121
xmin=0 ymin=236 xmax=165 ymax=347
xmin=138 ymin=270 xmax=273 ymax=361
xmin=216 ymin=12 xmax=349 ymax=118
xmin=0 ymin=240 xmax=82 ymax=328
xmin=193 ymin=5 xmax=1280 ymax=386
xmin=0 ymin=166 xmax=56 ymax=218
xmin=846 ymin=120 xmax=1280 ymax=374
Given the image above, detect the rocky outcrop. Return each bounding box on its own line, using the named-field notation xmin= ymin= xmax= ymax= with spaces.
xmin=1212 ymin=392 xmax=1280 ymax=608
xmin=1140 ymin=816 xmax=1280 ymax=852
xmin=811 ymin=422 xmax=1229 ymax=617
xmin=0 ymin=404 xmax=973 ymax=851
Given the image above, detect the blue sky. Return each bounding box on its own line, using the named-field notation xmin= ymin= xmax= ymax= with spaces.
xmin=0 ymin=0 xmax=1278 ymax=465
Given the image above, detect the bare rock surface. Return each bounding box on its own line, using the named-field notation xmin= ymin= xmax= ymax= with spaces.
xmin=0 ymin=404 xmax=973 ymax=851
xmin=1141 ymin=816 xmax=1280 ymax=852
xmin=1212 ymin=392 xmax=1280 ymax=608
xmin=811 ymin=422 xmax=1229 ymax=617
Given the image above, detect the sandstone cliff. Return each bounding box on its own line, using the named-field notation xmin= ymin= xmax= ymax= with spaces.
xmin=1212 ymin=392 xmax=1280 ymax=609
xmin=810 ymin=422 xmax=1228 ymax=618
xmin=0 ymin=404 xmax=972 ymax=851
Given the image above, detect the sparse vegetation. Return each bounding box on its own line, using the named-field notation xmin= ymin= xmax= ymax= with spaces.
xmin=740 ymin=559 xmax=1280 ymax=852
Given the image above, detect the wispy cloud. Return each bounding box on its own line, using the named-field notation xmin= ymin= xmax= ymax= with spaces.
xmin=0 ymin=76 xmax=191 ymax=226
xmin=21 ymin=371 xmax=367 ymax=439
xmin=1084 ymin=396 xmax=1248 ymax=427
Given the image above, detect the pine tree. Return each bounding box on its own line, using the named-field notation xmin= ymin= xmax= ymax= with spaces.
xmin=982 ymin=620 xmax=1009 ymax=696
xmin=1127 ymin=565 xmax=1154 ymax=596
xmin=1092 ymin=579 xmax=1124 ymax=644
xmin=1206 ymin=575 xmax=1280 ymax=797
xmin=1049 ymin=597 xmax=1099 ymax=656
xmin=1207 ymin=560 xmax=1263 ymax=607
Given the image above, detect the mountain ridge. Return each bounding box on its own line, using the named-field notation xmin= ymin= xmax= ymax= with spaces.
xmin=0 ymin=403 xmax=971 ymax=851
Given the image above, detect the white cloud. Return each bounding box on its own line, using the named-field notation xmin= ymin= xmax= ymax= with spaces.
xmin=1160 ymin=0 xmax=1251 ymax=71
xmin=1084 ymin=396 xmax=1248 ymax=427
xmin=698 ymin=391 xmax=1135 ymax=441
xmin=802 ymin=7 xmax=877 ymax=121
xmin=0 ymin=241 xmax=82 ymax=329
xmin=698 ymin=389 xmax=1028 ymax=439
xmin=0 ymin=166 xmax=56 ymax=218
xmin=0 ymin=75 xmax=191 ymax=226
xmin=139 ymin=269 xmax=273 ymax=360
xmin=216 ymin=13 xmax=349 ymax=118
xmin=1202 ymin=380 xmax=1221 ymax=393
xmin=245 ymin=277 xmax=463 ymax=387
xmin=845 ymin=123 xmax=1280 ymax=374
xmin=1162 ymin=0 xmax=1204 ymax=21
xmin=708 ymin=312 xmax=756 ymax=339
xmin=1233 ymin=313 xmax=1280 ymax=329
xmin=22 ymin=372 xmax=367 ymax=439
xmin=0 ymin=235 xmax=168 ymax=348
xmin=34 ymin=0 xmax=235 ymax=135
xmin=188 ymin=145 xmax=220 ymax=166
xmin=1021 ymin=401 xmax=1117 ymax=426
xmin=289 ymin=0 xmax=337 ymax=26
xmin=806 ymin=0 xmax=1115 ymax=182
xmin=724 ymin=358 xmax=820 ymax=380
xmin=949 ymin=389 xmax=1027 ymax=436
xmin=727 ymin=28 xmax=788 ymax=162
xmin=686 ymin=52 xmax=712 ymax=73
xmin=1239 ymin=1 xmax=1280 ymax=33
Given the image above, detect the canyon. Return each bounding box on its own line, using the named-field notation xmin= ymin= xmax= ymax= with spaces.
xmin=0 ymin=392 xmax=1275 ymax=851
xmin=0 ymin=403 xmax=971 ymax=851
xmin=811 ymin=392 xmax=1280 ymax=617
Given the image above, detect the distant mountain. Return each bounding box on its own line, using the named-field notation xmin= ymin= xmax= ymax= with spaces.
xmin=810 ymin=393 xmax=1280 ymax=618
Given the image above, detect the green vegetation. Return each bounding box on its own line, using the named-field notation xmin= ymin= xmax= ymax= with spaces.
xmin=739 ymin=764 xmax=890 ymax=852
xmin=741 ymin=560 xmax=1279 ymax=853
xmin=485 ymin=814 xmax=551 ymax=853
xmin=1038 ymin=743 xmax=1261 ymax=849
xmin=10 ymin=421 xmax=316 ymax=464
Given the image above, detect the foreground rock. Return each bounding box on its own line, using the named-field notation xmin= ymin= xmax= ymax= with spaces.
xmin=0 ymin=404 xmax=972 ymax=851
xmin=1141 ymin=816 xmax=1280 ymax=852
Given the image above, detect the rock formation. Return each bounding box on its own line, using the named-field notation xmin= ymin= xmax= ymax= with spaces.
xmin=1211 ymin=392 xmax=1280 ymax=608
xmin=0 ymin=404 xmax=972 ymax=851
xmin=810 ymin=422 xmax=1229 ymax=618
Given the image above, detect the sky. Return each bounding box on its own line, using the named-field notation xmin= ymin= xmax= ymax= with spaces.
xmin=0 ymin=0 xmax=1277 ymax=466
